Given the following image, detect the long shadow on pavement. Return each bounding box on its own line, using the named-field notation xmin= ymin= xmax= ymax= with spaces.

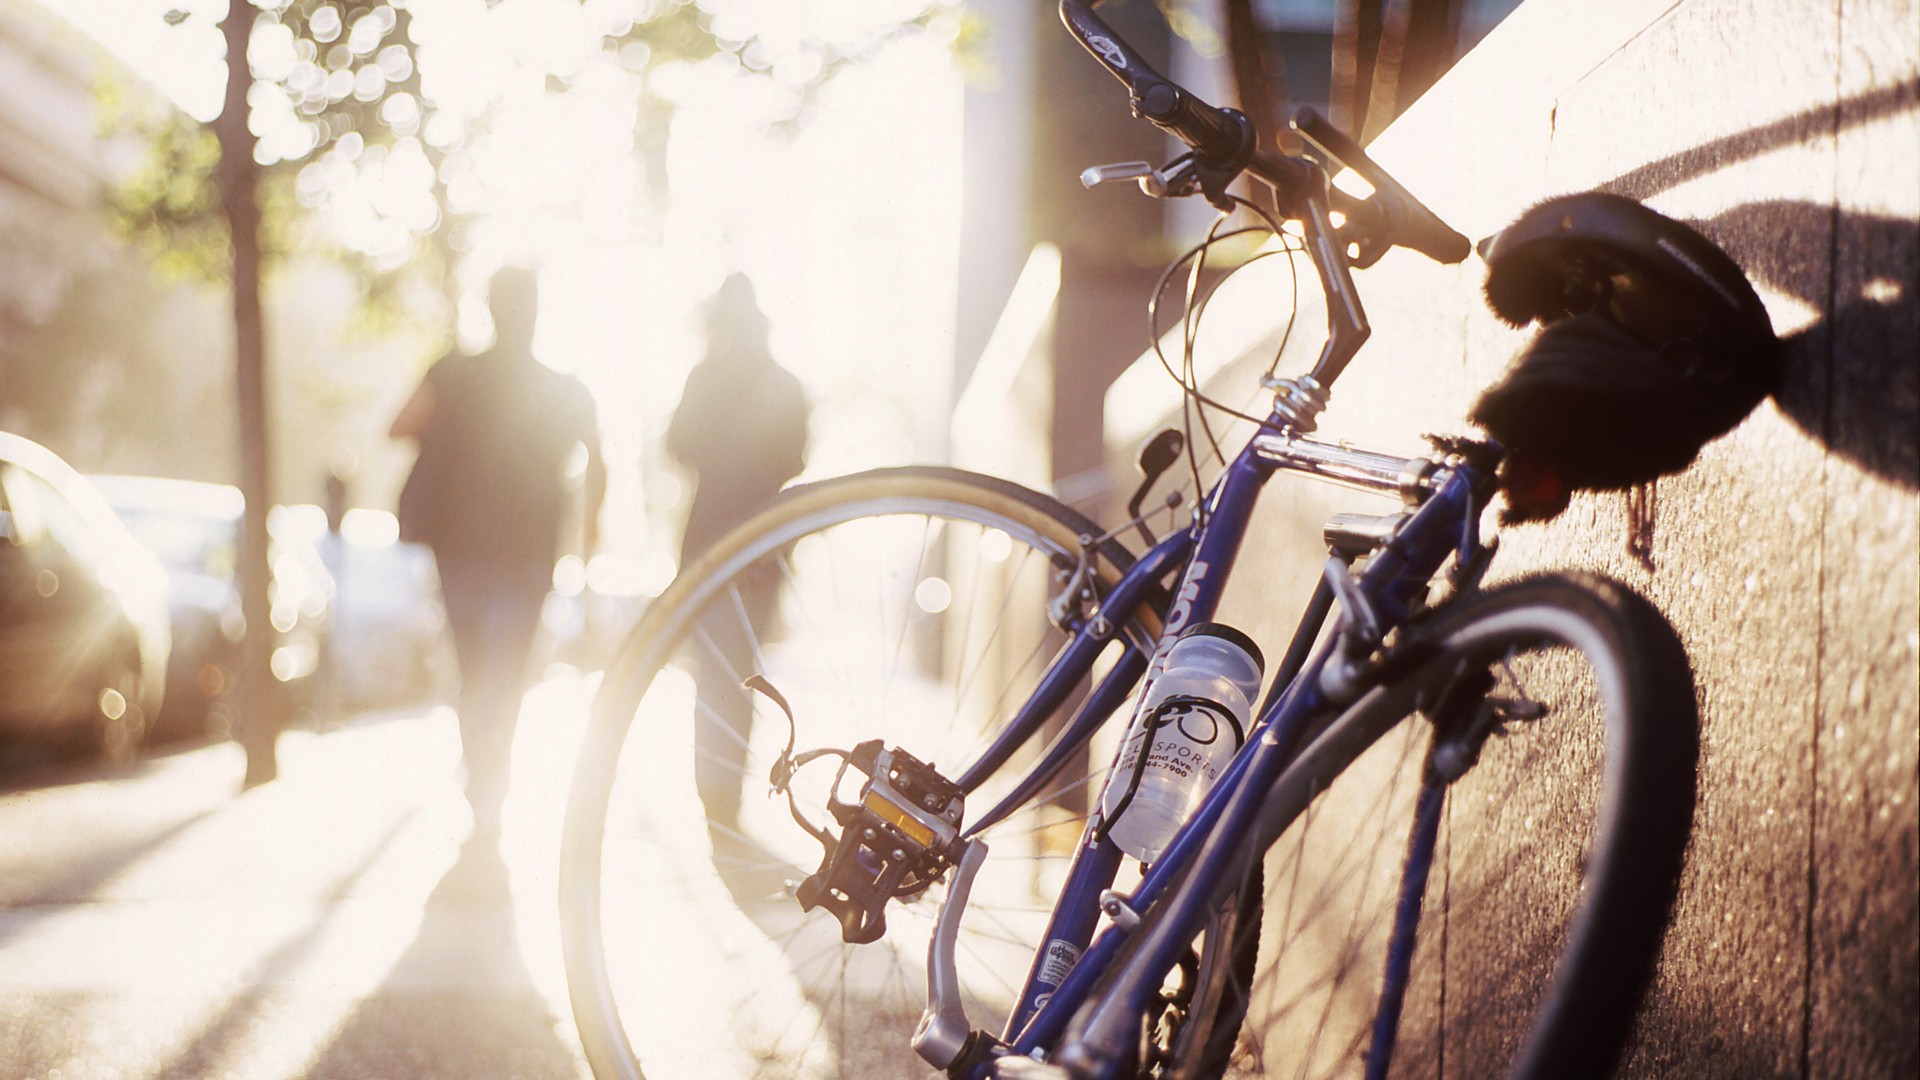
xmin=144 ymin=806 xmax=424 ymax=1079
xmin=0 ymin=809 xmax=216 ymax=937
xmin=297 ymin=836 xmax=584 ymax=1080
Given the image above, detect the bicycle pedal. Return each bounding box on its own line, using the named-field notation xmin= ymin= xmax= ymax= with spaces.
xmin=795 ymin=741 xmax=967 ymax=944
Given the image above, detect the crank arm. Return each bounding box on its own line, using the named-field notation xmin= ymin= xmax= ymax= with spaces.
xmin=914 ymin=838 xmax=991 ymax=1069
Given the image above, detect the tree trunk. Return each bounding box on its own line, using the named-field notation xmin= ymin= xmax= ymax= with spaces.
xmin=218 ymin=1 xmax=279 ymax=787
xmin=1220 ymin=0 xmax=1297 ymax=205
xmin=1332 ymin=0 xmax=1386 ymax=140
xmin=1363 ymin=0 xmax=1463 ymax=142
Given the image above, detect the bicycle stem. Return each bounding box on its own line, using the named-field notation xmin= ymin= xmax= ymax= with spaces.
xmin=1261 ymin=168 xmax=1370 ymax=431
xmin=1062 ymin=0 xmax=1483 ymax=434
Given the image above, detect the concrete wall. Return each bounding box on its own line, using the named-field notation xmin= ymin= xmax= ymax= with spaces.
xmin=1102 ymin=0 xmax=1917 ymax=1073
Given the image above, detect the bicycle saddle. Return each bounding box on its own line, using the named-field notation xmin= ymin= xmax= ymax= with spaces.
xmin=1470 ymin=193 xmax=1780 ymax=511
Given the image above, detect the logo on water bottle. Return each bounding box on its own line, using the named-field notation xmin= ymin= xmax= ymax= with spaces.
xmin=1151 ymin=695 xmax=1237 ymax=748
xmin=1171 ymin=702 xmax=1229 ymax=745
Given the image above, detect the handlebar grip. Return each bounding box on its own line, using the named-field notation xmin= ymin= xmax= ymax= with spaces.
xmin=1136 ymin=84 xmax=1247 ymax=163
xmin=1061 ymin=0 xmax=1247 ymax=164
xmin=1290 ymin=108 xmax=1470 ymax=265
xmin=1059 ymin=0 xmax=1159 ymax=90
xmin=1385 ymin=195 xmax=1471 ymax=265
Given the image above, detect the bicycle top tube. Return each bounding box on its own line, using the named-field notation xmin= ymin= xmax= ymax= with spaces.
xmin=1249 ymin=430 xmax=1451 ymax=502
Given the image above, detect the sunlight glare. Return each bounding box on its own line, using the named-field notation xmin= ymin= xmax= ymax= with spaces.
xmin=56 ymin=0 xmax=964 ymax=590
xmin=914 ymin=575 xmax=954 ymax=614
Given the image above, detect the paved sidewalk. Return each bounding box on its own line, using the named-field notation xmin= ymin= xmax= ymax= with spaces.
xmin=0 ymin=674 xmax=600 ymax=1080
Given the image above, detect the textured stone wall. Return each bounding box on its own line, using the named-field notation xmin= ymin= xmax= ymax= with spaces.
xmin=1102 ymin=0 xmax=1917 ymax=1072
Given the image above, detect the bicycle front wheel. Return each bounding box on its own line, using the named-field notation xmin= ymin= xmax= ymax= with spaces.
xmin=561 ymin=467 xmax=1153 ymax=1080
xmin=1202 ymin=572 xmax=1697 ymax=1080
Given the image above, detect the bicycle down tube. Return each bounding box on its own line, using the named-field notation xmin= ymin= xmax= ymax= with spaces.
xmin=1044 ymin=459 xmax=1488 ymax=1078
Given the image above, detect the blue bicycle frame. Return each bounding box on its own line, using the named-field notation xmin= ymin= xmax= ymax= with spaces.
xmin=927 ymin=426 xmax=1494 ymax=1079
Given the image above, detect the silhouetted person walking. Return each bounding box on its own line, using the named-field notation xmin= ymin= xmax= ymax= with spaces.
xmin=392 ymin=268 xmax=605 ymax=839
xmin=667 ymin=273 xmax=808 ymax=840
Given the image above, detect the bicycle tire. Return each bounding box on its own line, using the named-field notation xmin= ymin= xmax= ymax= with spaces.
xmin=561 ymin=467 xmax=1165 ymax=1080
xmin=1159 ymin=863 xmax=1262 ymax=1079
xmin=1156 ymin=572 xmax=1697 ymax=1080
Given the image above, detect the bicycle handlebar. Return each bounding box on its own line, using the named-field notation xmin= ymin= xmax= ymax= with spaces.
xmin=1057 ymin=0 xmax=1252 ymax=168
xmin=1060 ymin=0 xmax=1471 ymax=428
xmin=1058 ymin=0 xmax=1468 ymax=268
xmin=1288 ymin=108 xmax=1470 ymax=265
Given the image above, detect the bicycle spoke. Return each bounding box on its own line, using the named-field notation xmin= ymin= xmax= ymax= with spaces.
xmin=568 ymin=475 xmax=1160 ymax=1080
xmin=721 ymin=581 xmax=762 ymax=669
xmin=884 ymin=514 xmax=940 ymax=694
xmin=980 ymin=813 xmax=1092 ymax=847
xmin=952 ymin=546 xmax=1040 ymax=720
xmin=955 ymin=931 xmax=1026 ymax=1005
xmin=776 ymin=549 xmax=863 ymax=721
xmin=988 ymin=767 xmax=1109 ymax=824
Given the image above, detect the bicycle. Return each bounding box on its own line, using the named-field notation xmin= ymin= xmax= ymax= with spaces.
xmin=559 ymin=3 xmax=1777 ymax=1077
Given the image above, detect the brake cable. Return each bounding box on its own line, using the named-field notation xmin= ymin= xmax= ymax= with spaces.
xmin=746 ymin=673 xmax=839 ymax=847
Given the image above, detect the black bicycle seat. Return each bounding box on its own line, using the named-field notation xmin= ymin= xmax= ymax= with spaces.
xmin=1478 ymin=191 xmax=1774 ymax=347
xmin=1470 ymin=193 xmax=1780 ymax=502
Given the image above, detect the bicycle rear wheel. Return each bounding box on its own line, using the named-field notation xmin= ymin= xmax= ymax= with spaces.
xmin=561 ymin=467 xmax=1154 ymax=1080
xmin=1189 ymin=573 xmax=1697 ymax=1080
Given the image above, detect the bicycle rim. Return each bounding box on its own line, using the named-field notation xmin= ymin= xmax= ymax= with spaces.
xmin=561 ymin=468 xmax=1155 ymax=1080
xmin=1208 ymin=573 xmax=1696 ymax=1080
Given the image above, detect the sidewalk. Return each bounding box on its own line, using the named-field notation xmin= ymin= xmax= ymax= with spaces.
xmin=0 ymin=673 xmax=599 ymax=1080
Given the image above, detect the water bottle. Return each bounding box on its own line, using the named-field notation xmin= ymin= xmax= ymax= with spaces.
xmin=1101 ymin=622 xmax=1265 ymax=863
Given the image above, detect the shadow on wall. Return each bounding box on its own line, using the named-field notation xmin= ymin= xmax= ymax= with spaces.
xmin=1596 ymin=77 xmax=1919 ymax=492
xmin=1704 ymin=201 xmax=1918 ymax=491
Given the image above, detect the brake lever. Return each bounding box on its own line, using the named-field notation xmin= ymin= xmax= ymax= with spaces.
xmin=1127 ymin=428 xmax=1185 ymax=545
xmin=1080 ymin=155 xmax=1200 ymax=199
xmin=1290 ymin=107 xmax=1470 ymax=265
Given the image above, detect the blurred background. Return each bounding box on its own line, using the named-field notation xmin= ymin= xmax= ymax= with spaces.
xmin=0 ymin=2 xmax=1912 ymax=1078
xmin=0 ymin=0 xmax=1520 ymax=769
xmin=0 ymin=5 xmax=1542 ymax=1074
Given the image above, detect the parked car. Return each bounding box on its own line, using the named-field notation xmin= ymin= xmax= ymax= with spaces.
xmin=0 ymin=434 xmax=170 ymax=760
xmin=88 ymin=476 xmax=332 ymax=742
